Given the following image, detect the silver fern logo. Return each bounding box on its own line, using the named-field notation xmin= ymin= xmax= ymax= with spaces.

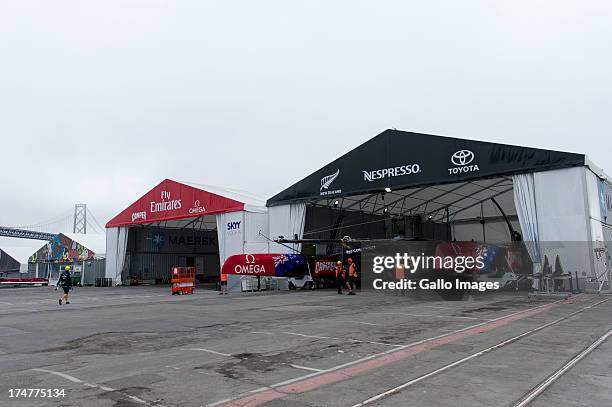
xmin=320 ymin=169 xmax=341 ymax=196
xmin=320 ymin=169 xmax=340 ymax=191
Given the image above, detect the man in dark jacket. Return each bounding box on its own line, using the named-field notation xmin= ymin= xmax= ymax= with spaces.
xmin=58 ymin=266 xmax=73 ymax=305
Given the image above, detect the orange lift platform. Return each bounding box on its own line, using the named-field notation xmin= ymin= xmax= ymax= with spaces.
xmin=171 ymin=266 xmax=196 ymax=295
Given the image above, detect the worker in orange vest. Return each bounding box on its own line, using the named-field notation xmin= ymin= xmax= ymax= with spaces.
xmin=395 ymin=263 xmax=405 ymax=296
xmin=335 ymin=261 xmax=345 ymax=295
xmin=347 ymin=257 xmax=358 ymax=295
xmin=219 ymin=272 xmax=228 ymax=295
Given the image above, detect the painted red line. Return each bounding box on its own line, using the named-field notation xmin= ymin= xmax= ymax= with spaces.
xmin=220 ymin=301 xmax=563 ymax=407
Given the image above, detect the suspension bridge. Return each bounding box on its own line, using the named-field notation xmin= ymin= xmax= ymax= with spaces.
xmin=0 ymin=204 xmax=105 ymax=241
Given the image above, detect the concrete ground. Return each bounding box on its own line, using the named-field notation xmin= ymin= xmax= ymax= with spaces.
xmin=0 ymin=286 xmax=611 ymax=407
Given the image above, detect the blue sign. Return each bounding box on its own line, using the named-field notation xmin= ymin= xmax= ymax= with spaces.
xmin=227 ymin=221 xmax=241 ymax=231
xmin=599 ymin=181 xmax=612 ymax=223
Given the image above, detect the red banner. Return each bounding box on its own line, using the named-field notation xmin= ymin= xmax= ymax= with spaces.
xmin=313 ymin=260 xmax=336 ymax=279
xmin=221 ymin=254 xmax=277 ymax=276
xmin=106 ymin=179 xmax=245 ymax=227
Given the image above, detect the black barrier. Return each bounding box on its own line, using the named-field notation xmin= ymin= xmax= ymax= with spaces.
xmin=95 ymin=278 xmax=113 ymax=287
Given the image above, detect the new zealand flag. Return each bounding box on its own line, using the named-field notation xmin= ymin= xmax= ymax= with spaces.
xmin=272 ymin=254 xmax=306 ymax=277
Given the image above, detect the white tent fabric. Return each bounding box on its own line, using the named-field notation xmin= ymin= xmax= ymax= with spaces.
xmin=243 ymin=211 xmax=270 ymax=254
xmin=216 ymin=210 xmax=271 ymax=265
xmin=0 ymin=238 xmax=45 ymax=275
xmin=215 ymin=214 xmax=227 ymax=266
xmin=0 ymin=238 xmax=46 ymax=265
xmin=105 ymin=226 xmax=128 ymax=284
xmin=181 ymin=181 xmax=267 ymax=213
xmin=216 ymin=211 xmax=244 ymax=265
xmin=268 ymin=203 xmax=306 ymax=253
xmin=512 ymin=173 xmax=541 ymax=269
xmin=585 ymin=169 xmax=610 ymax=289
xmin=534 ymin=167 xmax=590 ymax=242
xmin=533 ymin=167 xmax=592 ymax=279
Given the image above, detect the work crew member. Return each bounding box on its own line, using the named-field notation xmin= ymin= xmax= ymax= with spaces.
xmin=395 ymin=263 xmax=405 ymax=296
xmin=219 ymin=272 xmax=228 ymax=295
xmin=335 ymin=261 xmax=345 ymax=294
xmin=58 ymin=266 xmax=73 ymax=305
xmin=347 ymin=257 xmax=358 ymax=295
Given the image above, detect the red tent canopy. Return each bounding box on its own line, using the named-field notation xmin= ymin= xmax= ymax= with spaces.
xmin=106 ymin=179 xmax=246 ymax=228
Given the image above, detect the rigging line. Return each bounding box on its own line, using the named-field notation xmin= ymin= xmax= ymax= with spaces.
xmin=303 ymin=217 xmax=391 ymax=237
xmin=85 ymin=220 xmax=102 ymax=234
xmin=258 ymin=231 xmax=301 ymax=254
xmin=13 ymin=210 xmax=72 ymax=229
xmin=26 ymin=211 xmax=73 ymax=228
xmin=87 ymin=208 xmax=105 ymax=231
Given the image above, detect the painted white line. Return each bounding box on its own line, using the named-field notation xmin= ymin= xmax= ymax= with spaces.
xmin=31 ymin=368 xmax=154 ymax=406
xmin=1 ymin=308 xmax=40 ymax=313
xmin=351 ymin=297 xmax=611 ymax=407
xmin=378 ymin=312 xmax=490 ymax=321
xmin=289 ymin=364 xmax=324 ymax=372
xmin=281 ymin=331 xmax=337 ymax=340
xmin=335 ymin=320 xmax=384 ymax=326
xmin=416 ymin=305 xmax=458 ymax=310
xmin=186 ymin=348 xmax=232 ymax=357
xmin=268 ymin=331 xmax=400 ymax=347
xmin=318 ymin=295 xmax=349 ymax=299
xmin=207 ymin=298 xmax=571 ymax=407
xmin=0 ymin=301 xmax=13 ymax=305
xmin=32 ymin=368 xmax=83 ymax=383
xmin=209 ymin=397 xmax=234 ymax=406
xmin=513 ymin=327 xmax=612 ymax=407
xmin=128 ymin=395 xmax=148 ymax=404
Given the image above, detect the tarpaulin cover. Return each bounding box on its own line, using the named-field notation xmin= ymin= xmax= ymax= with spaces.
xmin=267 ymin=129 xmax=585 ymax=206
xmin=221 ymin=253 xmax=306 ymax=277
xmin=106 ymin=179 xmax=246 ymax=228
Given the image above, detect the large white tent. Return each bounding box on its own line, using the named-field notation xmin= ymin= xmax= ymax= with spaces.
xmin=105 ymin=179 xmax=269 ymax=285
xmin=267 ymin=129 xmax=612 ymax=292
xmin=0 ymin=237 xmax=46 ymax=276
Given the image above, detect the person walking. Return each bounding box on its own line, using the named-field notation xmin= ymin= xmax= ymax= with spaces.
xmin=58 ymin=266 xmax=72 ymax=305
xmin=347 ymin=258 xmax=358 ymax=295
xmin=335 ymin=261 xmax=345 ymax=294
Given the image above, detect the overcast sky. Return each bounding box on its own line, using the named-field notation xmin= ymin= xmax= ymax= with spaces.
xmin=1 ymin=0 xmax=611 ymax=234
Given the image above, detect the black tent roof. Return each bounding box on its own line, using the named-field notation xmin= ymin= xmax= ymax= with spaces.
xmin=267 ymin=129 xmax=585 ymax=207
